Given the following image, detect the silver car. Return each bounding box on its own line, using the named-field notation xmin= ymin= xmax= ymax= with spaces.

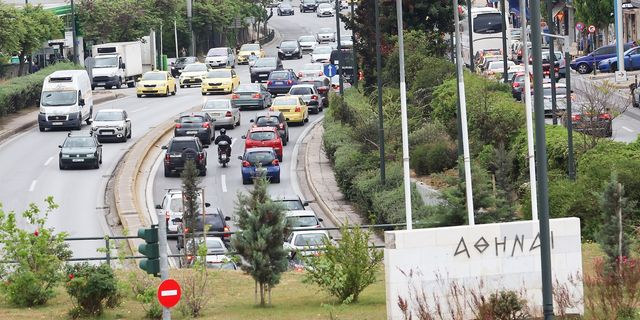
xmin=316 ymin=3 xmax=334 ymax=17
xmin=310 ymin=45 xmax=332 ymax=63
xmin=202 ymin=99 xmax=241 ymax=129
xmin=298 ymin=35 xmax=318 ymax=52
xmin=316 ymin=27 xmax=336 ymax=43
xmin=298 ymin=63 xmax=327 ymax=82
xmin=90 ymin=109 xmax=131 ymax=142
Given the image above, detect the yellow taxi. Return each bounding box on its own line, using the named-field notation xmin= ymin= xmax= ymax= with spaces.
xmin=201 ymin=69 xmax=240 ymax=95
xmin=237 ymin=43 xmax=265 ymax=64
xmin=136 ymin=71 xmax=176 ymax=97
xmin=178 ymin=63 xmax=209 ymax=88
xmin=269 ymin=96 xmax=309 ymax=124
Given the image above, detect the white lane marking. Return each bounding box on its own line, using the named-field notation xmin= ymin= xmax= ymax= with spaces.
xmin=160 ymin=290 xmax=178 ymax=297
xmin=44 ymin=156 xmax=54 ymax=166
xmin=29 ymin=180 xmax=37 ymax=192
xmin=129 ymin=106 xmax=150 ymax=114
xmin=622 ymin=126 xmax=634 ymax=132
xmin=221 ymin=174 xmax=228 ymax=193
xmin=231 ymin=137 xmax=237 ymax=148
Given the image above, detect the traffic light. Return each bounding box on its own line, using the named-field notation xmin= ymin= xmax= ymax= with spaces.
xmin=138 ymin=225 xmax=159 ymax=276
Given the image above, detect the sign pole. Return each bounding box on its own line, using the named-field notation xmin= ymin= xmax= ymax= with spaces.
xmin=157 ymin=213 xmax=170 ymax=319
xmin=615 ymin=0 xmax=627 ymax=82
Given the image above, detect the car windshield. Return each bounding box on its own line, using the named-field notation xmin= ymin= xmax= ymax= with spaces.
xmin=313 ymin=46 xmax=332 ymax=54
xmin=142 ymin=72 xmax=166 ymax=81
xmin=281 ymin=41 xmax=298 ymax=49
xmin=290 ymin=87 xmax=313 ymax=95
xmin=241 ymin=44 xmax=261 ymax=52
xmin=63 ymin=137 xmax=95 ymax=148
xmin=273 ymin=97 xmax=298 ymax=105
xmin=180 ymin=116 xmax=205 ymax=123
xmin=93 ymin=56 xmax=118 ymax=68
xmin=318 ymin=28 xmax=333 ymax=34
xmin=202 ymin=239 xmax=224 ymax=249
xmin=246 ymin=150 xmax=276 ymax=165
xmin=203 ymin=100 xmax=231 ymax=110
xmin=41 ymin=91 xmax=77 ymax=106
xmin=207 ymin=48 xmax=227 ymax=56
xmin=280 ymin=3 xmax=292 ymax=8
xmin=168 ymin=140 xmax=198 ymax=152
xmin=249 ymin=131 xmax=276 ymax=141
xmin=254 ymin=58 xmax=276 ymax=67
xmin=183 ymin=64 xmax=207 ymax=72
xmin=474 ymin=13 xmax=502 ymax=34
xmin=169 ymin=198 xmax=184 ymax=212
xmin=303 ymin=63 xmax=323 ymax=71
xmin=488 ymin=62 xmax=505 ymax=70
xmin=206 ymin=70 xmax=231 ymax=78
xmin=293 ymin=233 xmax=326 ymax=246
xmin=236 ymin=84 xmax=260 ymax=92
xmin=299 ymin=36 xmax=316 ymax=42
xmin=94 ymin=111 xmax=124 ymax=121
xmin=269 ymin=72 xmax=290 ymax=80
xmin=277 ymin=200 xmax=305 ymax=210
xmin=288 ymin=216 xmax=319 ymax=228
xmin=256 ymin=116 xmax=281 ymax=126
xmin=341 ymin=36 xmax=352 ymax=41
xmin=318 ymin=3 xmax=332 ymax=9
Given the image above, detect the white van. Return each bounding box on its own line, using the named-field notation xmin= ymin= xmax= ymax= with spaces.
xmin=38 ymin=70 xmax=93 ymax=131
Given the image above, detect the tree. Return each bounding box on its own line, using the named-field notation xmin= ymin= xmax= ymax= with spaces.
xmin=15 ymin=5 xmax=63 ymax=75
xmin=574 ymin=0 xmax=613 ymax=46
xmin=0 ymin=4 xmax=21 ymax=57
xmin=180 ymin=159 xmax=202 ymax=258
xmin=231 ymin=175 xmax=288 ymax=306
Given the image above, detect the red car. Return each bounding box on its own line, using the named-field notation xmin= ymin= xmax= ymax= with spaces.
xmin=241 ymin=126 xmax=284 ymax=161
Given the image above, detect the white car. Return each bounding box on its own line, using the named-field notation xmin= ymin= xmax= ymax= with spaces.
xmin=285 ymin=210 xmax=323 ymax=230
xmin=202 ymin=98 xmax=241 ymax=129
xmin=179 ymin=63 xmax=209 ymax=88
xmin=155 ymin=189 xmax=205 ymax=236
xmin=339 ymin=35 xmax=353 ymax=48
xmin=316 ymin=27 xmax=336 ymax=43
xmin=310 ymin=45 xmax=333 ymax=63
xmin=316 ymin=3 xmax=334 ymax=17
xmin=297 ymin=63 xmax=327 ymax=82
xmin=284 ymin=230 xmax=333 ymax=258
xmin=298 ymin=35 xmax=318 ymax=52
xmin=91 ymin=109 xmax=131 ymax=142
xmin=205 ymin=47 xmax=236 ymax=69
xmin=484 ymin=60 xmax=516 ymax=76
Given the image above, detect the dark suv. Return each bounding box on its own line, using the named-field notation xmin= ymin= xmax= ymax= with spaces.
xmin=250 ymin=57 xmax=284 ymax=83
xmin=250 ymin=111 xmax=289 ymax=145
xmin=176 ymin=210 xmax=232 ymax=249
xmin=162 ymin=136 xmax=208 ymax=177
xmin=174 ymin=112 xmax=215 ymax=145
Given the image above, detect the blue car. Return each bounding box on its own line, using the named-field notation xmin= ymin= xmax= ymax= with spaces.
xmin=239 ymin=147 xmax=281 ymax=184
xmin=570 ymin=43 xmax=633 ymax=74
xmin=266 ymin=70 xmax=299 ymax=96
xmin=598 ymin=46 xmax=640 ymax=72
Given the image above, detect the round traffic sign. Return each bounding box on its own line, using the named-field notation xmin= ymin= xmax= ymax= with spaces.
xmin=157 ymin=279 xmax=181 ymax=308
xmin=588 ymin=25 xmax=596 ymax=33
xmin=575 ymin=22 xmax=585 ymax=32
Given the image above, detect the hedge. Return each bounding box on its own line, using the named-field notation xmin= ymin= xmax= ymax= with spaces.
xmin=0 ymin=63 xmax=81 ymax=117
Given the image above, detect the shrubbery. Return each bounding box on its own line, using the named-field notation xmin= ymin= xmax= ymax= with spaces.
xmin=65 ymin=263 xmax=120 ymax=317
xmin=0 ymin=62 xmax=81 ymax=117
xmin=410 ymin=140 xmax=457 ymax=176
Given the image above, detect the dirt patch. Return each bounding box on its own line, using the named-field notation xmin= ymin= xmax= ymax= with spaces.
xmin=411 ymin=169 xmax=457 ymax=191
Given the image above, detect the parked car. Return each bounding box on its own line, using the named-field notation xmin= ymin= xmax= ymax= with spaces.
xmin=176 ymin=210 xmax=232 ymax=249
xmin=598 ymin=46 xmax=640 ymax=73
xmin=563 ymin=101 xmax=613 ymax=137
xmin=267 ymin=69 xmax=299 ymax=95
xmin=298 ymin=35 xmax=318 ymax=52
xmin=173 ymin=112 xmax=215 ymax=145
xmin=179 ymin=63 xmax=209 ymax=88
xmin=162 ymin=136 xmax=208 ymax=177
xmin=58 ymin=132 xmax=102 ymax=170
xmin=571 ymin=43 xmax=634 ymax=74
xmin=269 ymin=95 xmax=309 ymax=125
xmin=204 ymin=47 xmax=236 ymax=69
xmin=91 ymin=109 xmax=131 ymax=142
xmin=300 ymin=0 xmax=318 ymax=12
xmin=201 ymin=69 xmax=240 ymax=95
xmin=277 ymin=2 xmax=295 ymax=15
xmin=250 ymin=111 xmax=290 ymax=144
xmin=242 ymin=126 xmax=284 ymax=161
xmin=171 ymin=56 xmax=198 ymax=77
xmin=237 ymin=43 xmax=265 ymax=64
xmin=288 ymin=83 xmax=323 ymax=113
xmin=277 ymin=40 xmax=303 ymax=60
xmin=250 ymin=57 xmax=283 ymax=83
xmin=202 ymin=99 xmax=241 ymax=129
xmin=136 ymin=71 xmax=177 ymax=97
xmin=239 ymin=147 xmax=281 ymax=184
xmin=231 ymin=83 xmax=273 ymax=110
xmin=316 ymin=27 xmax=336 ymax=43
xmin=316 ymin=3 xmax=334 ymax=17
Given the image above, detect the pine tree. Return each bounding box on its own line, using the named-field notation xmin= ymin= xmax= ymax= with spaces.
xmin=231 ymin=176 xmax=288 ymax=306
xmin=598 ymin=173 xmax=635 ymax=271
xmin=180 ymin=160 xmax=202 ymax=256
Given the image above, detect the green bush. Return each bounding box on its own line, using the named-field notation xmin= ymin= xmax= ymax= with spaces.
xmin=0 ymin=63 xmax=81 ymax=117
xmin=351 ymin=162 xmax=404 ymax=222
xmin=65 ymin=263 xmax=119 ymax=317
xmin=370 ymin=184 xmax=424 ymax=224
xmin=410 ymin=140 xmax=457 ymax=176
xmin=322 ymin=118 xmax=353 ymax=162
xmin=333 ymin=145 xmax=378 ymax=199
xmin=408 ymin=121 xmax=450 ymax=148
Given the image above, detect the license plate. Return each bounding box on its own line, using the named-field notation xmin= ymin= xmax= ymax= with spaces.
xmin=285 ymin=54 xmax=292 ymax=56
xmin=259 ymin=74 xmax=268 ymax=78
xmin=97 ymin=82 xmax=105 ymax=85
xmin=52 ymin=122 xmax=63 ymax=125
xmin=211 ymin=113 xmax=221 ymax=116
xmin=72 ymin=159 xmax=84 ymax=162
xmin=186 ymin=131 xmax=197 ymax=135
xmin=276 ymin=81 xmax=284 ymax=85
xmin=169 ymin=154 xmax=182 ymax=158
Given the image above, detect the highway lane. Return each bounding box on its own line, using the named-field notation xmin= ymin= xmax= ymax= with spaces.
xmin=0 ymin=80 xmax=208 ymax=259
xmin=151 ymin=9 xmax=351 ymax=254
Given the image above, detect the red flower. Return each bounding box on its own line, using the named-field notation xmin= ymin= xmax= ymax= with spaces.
xmin=33 ymin=229 xmax=39 ymax=236
xmin=69 ymin=274 xmax=74 ymax=280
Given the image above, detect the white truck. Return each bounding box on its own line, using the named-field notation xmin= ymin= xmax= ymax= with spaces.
xmin=91 ymin=41 xmax=143 ymax=89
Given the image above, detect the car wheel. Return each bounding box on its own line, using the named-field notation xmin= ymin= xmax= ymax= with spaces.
xmin=201 ymin=92 xmax=206 ymax=96
xmin=577 ymin=63 xmax=590 ymax=74
xmin=180 ymin=85 xmax=185 ymax=88
xmin=199 ymin=168 xmax=207 ymax=176
xmin=99 ymin=154 xmax=103 ymax=164
xmin=242 ymin=178 xmax=252 ymax=185
xmin=59 ymin=161 xmax=65 ymax=170
xmin=39 ymin=126 xmax=45 ymax=132
xmin=93 ymin=160 xmax=99 ymax=169
xmin=236 ymin=115 xmax=241 ymax=126
xmin=76 ymin=113 xmax=83 ymax=130
xmin=137 ymin=94 xmax=142 ymax=98
xmin=187 ymin=85 xmax=191 ymax=88
xmin=164 ymin=168 xmax=171 ymax=177
xmin=127 ymin=82 xmax=135 ymax=88
xmin=173 ymin=85 xmax=177 ymax=95
xmin=117 ymin=78 xmax=122 ymax=89
xmin=611 ymin=63 xmax=617 ymax=72
xmin=127 ymin=127 xmax=132 ymax=139
xmin=165 ymin=86 xmax=170 ymax=97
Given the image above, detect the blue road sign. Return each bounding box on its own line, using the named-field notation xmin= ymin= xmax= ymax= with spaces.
xmin=324 ymin=64 xmax=338 ymax=77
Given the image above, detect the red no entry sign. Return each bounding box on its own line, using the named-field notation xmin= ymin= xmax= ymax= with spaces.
xmin=157 ymin=279 xmax=181 ymax=308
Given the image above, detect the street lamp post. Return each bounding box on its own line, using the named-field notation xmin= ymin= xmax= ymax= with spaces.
xmin=335 ymin=0 xmax=344 ymax=95
xmin=187 ymin=0 xmax=194 ymax=56
xmin=374 ymin=0 xmax=385 ymax=185
xmin=71 ymin=0 xmax=78 ymax=64
xmin=351 ymin=1 xmax=358 ymax=88
xmin=466 ymin=0 xmax=474 ymax=71
xmin=500 ymin=0 xmax=508 ymax=82
xmin=547 ymin=0 xmax=558 ymax=125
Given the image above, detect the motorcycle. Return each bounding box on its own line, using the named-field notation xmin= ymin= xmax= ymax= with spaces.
xmin=217 ymin=140 xmax=231 ymax=167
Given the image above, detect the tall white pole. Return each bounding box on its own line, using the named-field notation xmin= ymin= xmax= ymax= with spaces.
xmin=160 ymin=23 xmax=163 ymax=70
xmin=174 ymin=20 xmax=179 ymax=58
xmin=454 ymin=1 xmax=475 ymax=225
xmin=614 ymin=0 xmax=627 ymax=82
xmin=521 ymin=0 xmax=538 ymax=220
xmin=395 ymin=0 xmax=413 ymax=230
xmin=157 ymin=213 xmax=171 ymax=319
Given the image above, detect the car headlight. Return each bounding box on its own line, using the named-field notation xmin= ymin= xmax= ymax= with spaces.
xmin=61 ymin=154 xmax=70 ymax=158
xmin=278 ymin=49 xmax=283 ymax=53
xmin=85 ymin=153 xmax=95 ymax=158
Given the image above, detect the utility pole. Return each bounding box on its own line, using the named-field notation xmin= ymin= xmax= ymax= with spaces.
xmin=70 ymin=0 xmax=79 ymax=64
xmin=335 ymin=0 xmax=344 ymax=95
xmin=374 ymin=0 xmax=385 ymax=185
xmin=614 ymin=0 xmax=627 ymax=82
xmin=174 ymin=19 xmax=179 ymax=58
xmin=466 ymin=0 xmax=474 ymax=71
xmin=531 ymin=0 xmax=555 ymax=317
xmin=351 ymin=1 xmax=358 ymax=88
xmin=521 ymin=0 xmax=538 ymax=220
xmin=157 ymin=213 xmax=170 ymax=319
xmin=187 ymin=0 xmax=195 ymax=56
xmin=547 ymin=0 xmax=558 ymax=125
xmin=500 ymin=0 xmax=508 ymax=82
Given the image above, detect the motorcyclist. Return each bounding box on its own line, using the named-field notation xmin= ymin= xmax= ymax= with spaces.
xmin=214 ymin=128 xmax=232 ymax=159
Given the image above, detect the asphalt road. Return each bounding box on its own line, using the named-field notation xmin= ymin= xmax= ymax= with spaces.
xmin=150 ymin=9 xmax=351 ymax=254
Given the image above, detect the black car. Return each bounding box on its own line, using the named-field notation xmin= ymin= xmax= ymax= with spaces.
xmin=173 ymin=112 xmax=215 ymax=145
xmin=162 ymin=136 xmax=208 ymax=177
xmin=176 ymin=210 xmax=232 ymax=249
xmin=250 ymin=57 xmax=283 ymax=83
xmin=310 ymin=78 xmax=331 ymax=107
xmin=58 ymin=132 xmax=103 ymax=170
xmin=278 ymin=2 xmax=295 ymax=15
xmin=330 ymin=48 xmax=354 ymax=82
xmin=564 ymin=102 xmax=613 ymax=137
xmin=171 ymin=56 xmax=198 ymax=77
xmin=288 ymin=84 xmax=323 ymax=113
xmin=250 ymin=111 xmax=289 ymax=145
xmin=300 ymin=0 xmax=317 ymax=12
xmin=277 ymin=40 xmax=303 ymax=60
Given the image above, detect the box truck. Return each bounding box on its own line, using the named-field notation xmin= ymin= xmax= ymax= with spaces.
xmin=91 ymin=41 xmax=143 ymax=89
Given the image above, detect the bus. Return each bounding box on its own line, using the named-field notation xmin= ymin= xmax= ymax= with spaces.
xmin=460 ymin=6 xmax=508 ymax=67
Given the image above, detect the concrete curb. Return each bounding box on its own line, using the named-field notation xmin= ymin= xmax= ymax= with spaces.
xmin=0 ymin=92 xmax=123 ymax=144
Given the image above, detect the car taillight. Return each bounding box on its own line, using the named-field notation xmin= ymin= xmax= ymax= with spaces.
xmin=272 ymin=159 xmax=280 ymax=166
xmin=518 ymin=49 xmax=522 ymax=55
xmin=278 ymin=123 xmax=284 ymax=129
xmin=512 ymin=82 xmax=520 ymax=88
xmin=318 ymin=87 xmax=328 ymax=94
xmin=231 ymin=93 xmax=240 ymax=99
xmin=318 ymin=71 xmax=323 ymax=76
xmin=287 ymin=80 xmax=293 ymax=85
xmin=571 ymin=114 xmax=581 ymax=122
xmin=164 ymin=153 xmax=171 ymax=162
xmin=311 ymin=95 xmax=318 ymax=100
xmin=298 ymin=72 xmax=303 ymax=77
xmin=242 ymin=160 xmax=251 ymax=167
xmin=187 ymin=255 xmax=194 ymax=261
xmin=225 ymin=111 xmax=233 ymax=117
xmin=267 ymin=80 xmax=272 ymax=85
xmin=197 ymin=153 xmax=204 ymax=161
xmin=601 ymin=113 xmax=612 ymax=120
xmin=175 ymin=123 xmax=182 ymax=128
xmin=202 ymin=122 xmax=210 ymax=128
xmin=295 ymin=106 xmax=301 ymax=112
xmin=165 ymin=211 xmax=170 ymax=221
xmin=252 ymin=93 xmax=261 ymax=98
xmin=223 ymin=226 xmax=230 ymax=238
xmin=184 ymin=227 xmax=190 ymax=233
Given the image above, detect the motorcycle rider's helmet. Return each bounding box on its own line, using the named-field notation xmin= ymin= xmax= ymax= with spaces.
xmin=220 ymin=128 xmax=226 ymax=135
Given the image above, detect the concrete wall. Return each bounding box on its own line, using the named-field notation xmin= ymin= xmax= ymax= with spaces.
xmin=384 ymin=218 xmax=584 ymax=319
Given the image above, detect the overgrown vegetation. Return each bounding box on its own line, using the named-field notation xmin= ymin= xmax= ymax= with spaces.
xmin=64 ymin=263 xmax=120 ymax=318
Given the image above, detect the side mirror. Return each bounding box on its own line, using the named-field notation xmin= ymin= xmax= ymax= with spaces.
xmin=155 ymin=204 xmax=162 ymax=209
xmin=125 ymin=118 xmax=131 ymax=122
xmin=58 ymin=145 xmax=62 ymax=148
xmin=225 ymin=216 xmax=231 ymax=221
xmin=97 ymin=144 xmax=103 ymax=147
xmin=285 ymin=118 xmax=290 ymax=121
xmin=121 ymin=63 xmax=126 ymax=69
xmin=276 ymin=46 xmax=280 ymax=49
xmin=89 ymin=118 xmax=94 ymax=122
xmin=241 ymin=135 xmax=246 ymax=139
xmin=238 ymin=156 xmax=243 ymax=160
xmin=161 ymin=145 xmax=168 ymax=150
xmin=318 ymin=218 xmax=324 ymax=222
xmin=249 ymin=119 xmax=255 ymax=123
xmin=205 ymin=202 xmax=211 ymax=207
xmin=303 ymin=201 xmax=309 ymax=206
xmin=79 ymin=99 xmax=85 ymax=106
